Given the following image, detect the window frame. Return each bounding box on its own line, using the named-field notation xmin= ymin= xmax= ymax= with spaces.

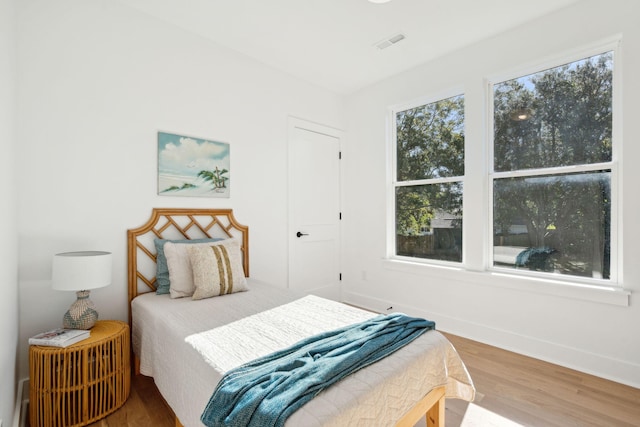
xmin=486 ymin=39 xmax=622 ymax=288
xmin=384 ymin=39 xmax=627 ymax=303
xmin=387 ymin=89 xmax=466 ymax=266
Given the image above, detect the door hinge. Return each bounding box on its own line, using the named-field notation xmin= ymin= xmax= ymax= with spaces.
xmin=339 ymin=151 xmax=342 ymax=160
xmin=339 ymin=212 xmax=342 ymax=220
xmin=339 ymin=273 xmax=342 ymax=281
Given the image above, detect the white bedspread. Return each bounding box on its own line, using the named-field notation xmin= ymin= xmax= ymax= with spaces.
xmin=186 ymin=294 xmax=376 ymax=374
xmin=132 ymin=280 xmax=474 ymax=427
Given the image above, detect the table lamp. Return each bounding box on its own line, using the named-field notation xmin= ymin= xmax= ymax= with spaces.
xmin=52 ymin=251 xmax=112 ymax=329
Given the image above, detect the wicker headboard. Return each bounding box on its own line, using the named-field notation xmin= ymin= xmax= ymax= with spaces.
xmin=127 ymin=208 xmax=249 ymax=320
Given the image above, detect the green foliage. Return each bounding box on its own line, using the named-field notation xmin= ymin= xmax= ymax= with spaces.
xmin=198 ymin=167 xmax=229 ymax=190
xmin=395 ymin=95 xmax=465 ymax=237
xmin=161 ymin=182 xmax=197 ymax=193
xmin=396 ymin=187 xmax=430 ymax=236
xmin=493 ymin=52 xmax=613 ymax=278
xmin=396 ymin=95 xmax=465 ymax=181
xmin=494 ymin=53 xmax=612 ymax=171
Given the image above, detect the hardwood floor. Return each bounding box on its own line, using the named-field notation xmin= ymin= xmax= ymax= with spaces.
xmin=442 ymin=333 xmax=640 ymax=427
xmin=86 ymin=375 xmax=175 ymax=427
xmin=87 ymin=333 xmax=640 ymax=427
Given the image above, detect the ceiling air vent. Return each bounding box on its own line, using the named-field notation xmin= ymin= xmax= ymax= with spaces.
xmin=374 ymin=33 xmax=406 ymax=50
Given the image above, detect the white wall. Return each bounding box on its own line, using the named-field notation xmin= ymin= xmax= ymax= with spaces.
xmin=0 ymin=0 xmax=19 ymax=422
xmin=16 ymin=0 xmax=344 ymax=379
xmin=343 ymin=0 xmax=640 ymax=387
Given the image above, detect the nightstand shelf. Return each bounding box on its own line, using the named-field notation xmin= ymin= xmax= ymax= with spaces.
xmin=29 ymin=320 xmax=131 ymax=427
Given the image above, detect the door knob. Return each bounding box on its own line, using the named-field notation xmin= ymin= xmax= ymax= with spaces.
xmin=296 ymin=231 xmax=309 ymax=238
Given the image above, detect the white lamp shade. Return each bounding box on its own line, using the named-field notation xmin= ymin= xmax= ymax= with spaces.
xmin=52 ymin=251 xmax=112 ymax=291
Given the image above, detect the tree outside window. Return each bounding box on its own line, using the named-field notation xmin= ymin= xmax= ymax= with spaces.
xmin=394 ymin=95 xmax=464 ymax=263
xmin=492 ymin=52 xmax=613 ymax=280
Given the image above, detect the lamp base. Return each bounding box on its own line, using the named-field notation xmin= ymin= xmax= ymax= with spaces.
xmin=63 ymin=290 xmax=99 ymax=330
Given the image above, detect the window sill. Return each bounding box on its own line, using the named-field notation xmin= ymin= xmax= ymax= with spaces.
xmin=382 ymin=258 xmax=630 ymax=307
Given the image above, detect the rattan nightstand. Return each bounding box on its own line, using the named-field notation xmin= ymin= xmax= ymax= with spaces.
xmin=29 ymin=320 xmax=131 ymax=427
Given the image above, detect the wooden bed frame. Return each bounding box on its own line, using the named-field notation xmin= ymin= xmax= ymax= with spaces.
xmin=127 ymin=208 xmax=446 ymax=427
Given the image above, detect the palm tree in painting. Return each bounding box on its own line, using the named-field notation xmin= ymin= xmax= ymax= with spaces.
xmin=198 ymin=167 xmax=228 ymax=191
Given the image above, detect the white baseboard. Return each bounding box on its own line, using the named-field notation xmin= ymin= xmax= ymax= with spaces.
xmin=304 ymin=284 xmax=342 ymax=301
xmin=342 ymin=290 xmax=640 ymax=389
xmin=12 ymin=378 xmax=28 ymax=427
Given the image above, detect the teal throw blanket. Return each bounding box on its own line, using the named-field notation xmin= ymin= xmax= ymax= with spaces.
xmin=200 ymin=313 xmax=435 ymax=427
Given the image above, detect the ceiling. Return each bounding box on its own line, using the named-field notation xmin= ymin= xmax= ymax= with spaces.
xmin=117 ymin=0 xmax=581 ymax=95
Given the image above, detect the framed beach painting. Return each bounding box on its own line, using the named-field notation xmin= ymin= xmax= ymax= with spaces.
xmin=158 ymin=131 xmax=230 ymax=198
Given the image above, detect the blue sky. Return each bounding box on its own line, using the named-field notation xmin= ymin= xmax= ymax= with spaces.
xmin=158 ymin=132 xmax=230 ymax=177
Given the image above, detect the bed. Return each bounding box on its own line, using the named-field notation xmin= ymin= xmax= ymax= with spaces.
xmin=127 ymin=208 xmax=474 ymax=427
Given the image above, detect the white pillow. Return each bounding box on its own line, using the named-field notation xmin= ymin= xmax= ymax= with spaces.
xmin=164 ymin=240 xmax=236 ymax=298
xmin=187 ymin=239 xmax=248 ymax=300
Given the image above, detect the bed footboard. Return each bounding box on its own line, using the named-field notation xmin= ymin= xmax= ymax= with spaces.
xmin=172 ymin=386 xmax=445 ymax=427
xmin=395 ymin=386 xmax=446 ymax=427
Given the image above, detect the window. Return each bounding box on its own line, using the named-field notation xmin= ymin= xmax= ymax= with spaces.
xmin=491 ymin=51 xmax=615 ymax=282
xmin=392 ymin=94 xmax=464 ymax=263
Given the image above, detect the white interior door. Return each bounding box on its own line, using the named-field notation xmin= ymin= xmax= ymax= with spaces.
xmin=288 ymin=118 xmax=342 ymax=299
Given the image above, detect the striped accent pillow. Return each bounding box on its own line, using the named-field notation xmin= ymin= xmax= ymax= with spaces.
xmin=187 ymin=239 xmax=248 ymax=300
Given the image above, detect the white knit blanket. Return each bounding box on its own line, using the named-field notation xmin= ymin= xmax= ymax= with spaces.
xmin=186 ymin=295 xmax=375 ymax=373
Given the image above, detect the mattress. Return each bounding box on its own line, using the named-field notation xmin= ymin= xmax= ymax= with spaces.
xmin=132 ymin=279 xmax=474 ymax=427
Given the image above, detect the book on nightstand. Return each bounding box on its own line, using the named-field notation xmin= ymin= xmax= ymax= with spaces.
xmin=28 ymin=328 xmax=90 ymax=347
